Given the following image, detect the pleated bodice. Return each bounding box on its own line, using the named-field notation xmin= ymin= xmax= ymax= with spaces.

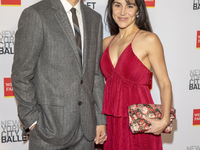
xmin=100 ymin=38 xmax=154 ymax=117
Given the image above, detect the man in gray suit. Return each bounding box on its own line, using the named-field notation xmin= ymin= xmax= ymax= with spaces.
xmin=11 ymin=0 xmax=107 ymax=149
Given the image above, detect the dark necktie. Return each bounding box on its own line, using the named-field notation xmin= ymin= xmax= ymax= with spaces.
xmin=70 ymin=8 xmax=82 ymax=63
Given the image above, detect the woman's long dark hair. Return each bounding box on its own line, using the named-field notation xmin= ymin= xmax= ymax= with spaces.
xmin=105 ymin=0 xmax=153 ymax=35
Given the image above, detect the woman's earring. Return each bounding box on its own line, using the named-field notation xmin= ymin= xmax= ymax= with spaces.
xmin=136 ymin=14 xmax=139 ymax=18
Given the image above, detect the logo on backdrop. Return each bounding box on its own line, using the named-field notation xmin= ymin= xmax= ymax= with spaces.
xmin=193 ymin=0 xmax=200 ymax=10
xmin=145 ymin=0 xmax=155 ymax=8
xmin=85 ymin=2 xmax=96 ymax=9
xmin=189 ymin=70 xmax=200 ymax=90
xmin=197 ymin=31 xmax=200 ymax=49
xmin=0 ymin=30 xmax=15 ymax=55
xmin=187 ymin=145 xmax=200 ymax=150
xmin=1 ymin=120 xmax=26 ymax=143
xmin=193 ymin=109 xmax=200 ymax=126
xmin=4 ymin=78 xmax=15 ymax=98
xmin=1 ymin=0 xmax=21 ymax=6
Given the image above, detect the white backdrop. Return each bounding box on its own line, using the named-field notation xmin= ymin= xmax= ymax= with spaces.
xmin=0 ymin=0 xmax=200 ymax=149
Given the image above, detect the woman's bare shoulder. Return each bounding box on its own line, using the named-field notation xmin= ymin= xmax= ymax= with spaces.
xmin=139 ymin=30 xmax=160 ymax=44
xmin=138 ymin=30 xmax=163 ymax=56
xmin=103 ymin=35 xmax=115 ymax=51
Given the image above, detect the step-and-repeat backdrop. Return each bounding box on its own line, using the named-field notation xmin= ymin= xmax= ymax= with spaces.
xmin=0 ymin=0 xmax=200 ymax=149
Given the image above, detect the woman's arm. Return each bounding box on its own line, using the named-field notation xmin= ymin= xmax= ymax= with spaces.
xmin=144 ymin=33 xmax=172 ymax=135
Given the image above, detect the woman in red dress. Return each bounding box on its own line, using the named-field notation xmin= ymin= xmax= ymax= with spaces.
xmin=100 ymin=0 xmax=172 ymax=149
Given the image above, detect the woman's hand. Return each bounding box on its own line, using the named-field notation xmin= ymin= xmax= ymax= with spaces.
xmin=144 ymin=116 xmax=169 ymax=135
xmin=94 ymin=125 xmax=107 ymax=144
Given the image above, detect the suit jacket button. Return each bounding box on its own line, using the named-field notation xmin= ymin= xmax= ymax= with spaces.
xmin=78 ymin=101 xmax=82 ymax=105
xmin=81 ymin=80 xmax=83 ymax=84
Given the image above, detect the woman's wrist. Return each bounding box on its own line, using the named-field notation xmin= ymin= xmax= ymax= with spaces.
xmin=161 ymin=116 xmax=170 ymax=126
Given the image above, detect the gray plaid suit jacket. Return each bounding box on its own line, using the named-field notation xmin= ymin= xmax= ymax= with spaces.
xmin=11 ymin=0 xmax=106 ymax=146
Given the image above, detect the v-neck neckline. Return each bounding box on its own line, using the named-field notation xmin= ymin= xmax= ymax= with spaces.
xmin=107 ymin=44 xmax=131 ymax=69
xmin=107 ymin=30 xmax=140 ymax=70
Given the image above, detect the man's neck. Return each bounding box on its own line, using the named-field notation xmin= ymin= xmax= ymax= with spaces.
xmin=67 ymin=0 xmax=79 ymax=7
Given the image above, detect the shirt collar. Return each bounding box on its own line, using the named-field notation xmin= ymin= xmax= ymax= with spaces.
xmin=60 ymin=0 xmax=81 ymax=14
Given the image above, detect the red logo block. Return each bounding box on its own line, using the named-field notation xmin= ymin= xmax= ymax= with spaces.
xmin=193 ymin=109 xmax=200 ymax=126
xmin=145 ymin=0 xmax=155 ymax=8
xmin=197 ymin=31 xmax=200 ymax=49
xmin=1 ymin=0 xmax=21 ymax=6
xmin=4 ymin=78 xmax=15 ymax=98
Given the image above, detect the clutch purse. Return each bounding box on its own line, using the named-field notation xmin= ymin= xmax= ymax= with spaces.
xmin=128 ymin=104 xmax=176 ymax=134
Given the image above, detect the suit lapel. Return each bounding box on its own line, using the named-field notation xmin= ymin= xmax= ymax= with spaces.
xmin=50 ymin=0 xmax=82 ymax=67
xmin=81 ymin=2 xmax=90 ymax=75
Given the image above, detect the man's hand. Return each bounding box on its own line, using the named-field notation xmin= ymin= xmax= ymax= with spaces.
xmin=30 ymin=124 xmax=36 ymax=131
xmin=94 ymin=125 xmax=107 ymax=144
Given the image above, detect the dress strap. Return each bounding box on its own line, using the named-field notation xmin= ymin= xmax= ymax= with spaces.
xmin=108 ymin=35 xmax=117 ymax=47
xmin=131 ymin=29 xmax=140 ymax=43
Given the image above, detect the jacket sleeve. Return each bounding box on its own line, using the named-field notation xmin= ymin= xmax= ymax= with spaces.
xmin=93 ymin=16 xmax=107 ymax=125
xmin=11 ymin=7 xmax=43 ymax=130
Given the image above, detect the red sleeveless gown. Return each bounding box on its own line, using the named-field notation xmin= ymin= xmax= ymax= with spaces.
xmin=100 ymin=31 xmax=163 ymax=150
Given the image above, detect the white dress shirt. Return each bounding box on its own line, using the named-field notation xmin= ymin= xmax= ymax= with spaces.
xmin=60 ymin=0 xmax=84 ymax=52
xmin=29 ymin=0 xmax=84 ymax=130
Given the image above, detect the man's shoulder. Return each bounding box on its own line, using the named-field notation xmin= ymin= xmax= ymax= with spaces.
xmin=25 ymin=0 xmax=50 ymax=13
xmin=81 ymin=2 xmax=101 ymax=19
